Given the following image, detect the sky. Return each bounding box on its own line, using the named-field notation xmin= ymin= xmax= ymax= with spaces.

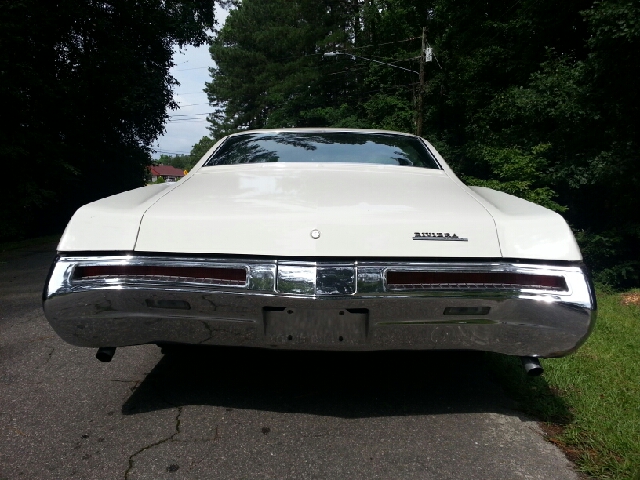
xmin=152 ymin=6 xmax=230 ymax=159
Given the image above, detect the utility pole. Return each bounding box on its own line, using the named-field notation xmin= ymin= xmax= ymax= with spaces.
xmin=417 ymin=27 xmax=426 ymax=137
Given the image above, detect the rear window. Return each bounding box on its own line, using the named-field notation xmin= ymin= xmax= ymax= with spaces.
xmin=203 ymin=132 xmax=440 ymax=169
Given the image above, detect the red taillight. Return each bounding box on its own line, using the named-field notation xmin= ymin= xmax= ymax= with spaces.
xmin=74 ymin=265 xmax=247 ymax=284
xmin=386 ymin=271 xmax=567 ymax=291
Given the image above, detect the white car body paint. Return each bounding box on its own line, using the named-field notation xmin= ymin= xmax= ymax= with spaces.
xmin=468 ymin=187 xmax=581 ymax=260
xmin=58 ymin=182 xmax=176 ymax=252
xmin=57 ymin=129 xmax=581 ymax=261
xmin=134 ymin=163 xmax=501 ymax=257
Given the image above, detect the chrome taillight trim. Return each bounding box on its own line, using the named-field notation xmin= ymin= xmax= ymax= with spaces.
xmin=47 ymin=255 xmax=590 ymax=304
xmin=386 ymin=283 xmax=562 ymax=291
xmin=73 ymin=264 xmax=247 ymax=286
xmin=74 ymin=275 xmax=246 ymax=286
xmin=60 ymin=257 xmax=263 ymax=290
xmin=384 ymin=270 xmax=568 ymax=291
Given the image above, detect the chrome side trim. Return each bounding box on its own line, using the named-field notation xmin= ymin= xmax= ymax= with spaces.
xmin=43 ymin=255 xmax=596 ymax=357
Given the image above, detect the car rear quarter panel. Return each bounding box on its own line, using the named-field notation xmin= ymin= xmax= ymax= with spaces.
xmin=57 ymin=182 xmax=175 ymax=252
xmin=468 ymin=187 xmax=582 ymax=261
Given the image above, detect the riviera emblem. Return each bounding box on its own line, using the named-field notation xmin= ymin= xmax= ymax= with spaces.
xmin=413 ymin=232 xmax=468 ymax=242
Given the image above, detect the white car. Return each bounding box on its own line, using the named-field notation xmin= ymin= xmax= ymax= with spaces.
xmin=43 ymin=129 xmax=596 ymax=374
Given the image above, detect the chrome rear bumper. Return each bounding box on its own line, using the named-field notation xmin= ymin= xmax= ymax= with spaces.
xmin=43 ymin=255 xmax=596 ymax=357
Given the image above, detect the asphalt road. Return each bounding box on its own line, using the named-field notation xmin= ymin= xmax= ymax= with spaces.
xmin=0 ymin=242 xmax=579 ymax=479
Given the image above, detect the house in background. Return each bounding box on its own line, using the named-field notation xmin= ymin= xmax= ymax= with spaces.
xmin=148 ymin=165 xmax=186 ymax=183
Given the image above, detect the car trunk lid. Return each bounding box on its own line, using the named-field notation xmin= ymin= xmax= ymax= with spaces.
xmin=134 ymin=163 xmax=502 ymax=258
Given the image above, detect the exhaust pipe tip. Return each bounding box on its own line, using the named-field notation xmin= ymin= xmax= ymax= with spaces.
xmin=96 ymin=347 xmax=117 ymax=363
xmin=520 ymin=356 xmax=544 ymax=376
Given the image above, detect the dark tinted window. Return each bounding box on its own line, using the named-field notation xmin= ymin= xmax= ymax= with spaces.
xmin=203 ymin=132 xmax=440 ymax=169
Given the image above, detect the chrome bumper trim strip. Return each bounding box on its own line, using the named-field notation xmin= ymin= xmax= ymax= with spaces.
xmin=43 ymin=255 xmax=596 ymax=357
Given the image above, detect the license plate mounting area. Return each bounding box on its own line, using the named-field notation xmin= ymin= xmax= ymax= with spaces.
xmin=263 ymin=307 xmax=368 ymax=346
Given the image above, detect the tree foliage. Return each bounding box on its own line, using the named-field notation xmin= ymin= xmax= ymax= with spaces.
xmin=0 ymin=0 xmax=217 ymax=240
xmin=205 ymin=0 xmax=428 ymax=136
xmin=205 ymin=0 xmax=640 ymax=287
xmin=156 ymin=135 xmax=216 ymax=170
xmin=427 ymin=0 xmax=640 ymax=287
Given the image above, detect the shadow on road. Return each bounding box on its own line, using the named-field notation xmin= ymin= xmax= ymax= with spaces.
xmin=122 ymin=347 xmax=571 ymax=421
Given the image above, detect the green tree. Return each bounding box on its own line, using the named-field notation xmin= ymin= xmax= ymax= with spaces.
xmin=206 ymin=0 xmax=432 ymax=134
xmin=425 ymin=0 xmax=640 ymax=286
xmin=189 ymin=136 xmax=217 ymax=163
xmin=0 ymin=0 xmax=218 ymax=240
xmin=155 ymin=135 xmax=216 ymax=171
xmin=158 ymin=154 xmax=192 ymax=171
xmin=206 ymin=0 xmax=337 ymax=135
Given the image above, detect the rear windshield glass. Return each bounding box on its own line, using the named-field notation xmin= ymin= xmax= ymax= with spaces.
xmin=203 ymin=132 xmax=440 ymax=169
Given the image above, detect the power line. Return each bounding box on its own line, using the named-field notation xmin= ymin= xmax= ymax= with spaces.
xmin=154 ymin=149 xmax=191 ymax=155
xmin=172 ymin=103 xmax=210 ymax=108
xmin=169 ymin=112 xmax=210 ymax=116
xmin=326 ymin=55 xmax=421 ymax=77
xmin=207 ymin=35 xmax=421 ymax=66
xmin=331 ymin=36 xmax=420 ymax=55
xmin=167 ymin=118 xmax=209 ymax=122
xmin=175 ymin=66 xmax=211 ymax=71
xmin=326 ymin=52 xmax=419 ymax=75
xmin=168 ymin=112 xmax=210 ymax=117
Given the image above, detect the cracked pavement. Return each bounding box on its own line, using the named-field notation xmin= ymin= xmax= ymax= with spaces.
xmin=0 ymin=241 xmax=580 ymax=479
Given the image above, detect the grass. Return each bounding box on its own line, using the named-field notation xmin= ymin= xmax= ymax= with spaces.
xmin=488 ymin=290 xmax=640 ymax=479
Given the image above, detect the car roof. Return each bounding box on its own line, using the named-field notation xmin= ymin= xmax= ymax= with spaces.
xmin=226 ymin=128 xmax=419 ymax=138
